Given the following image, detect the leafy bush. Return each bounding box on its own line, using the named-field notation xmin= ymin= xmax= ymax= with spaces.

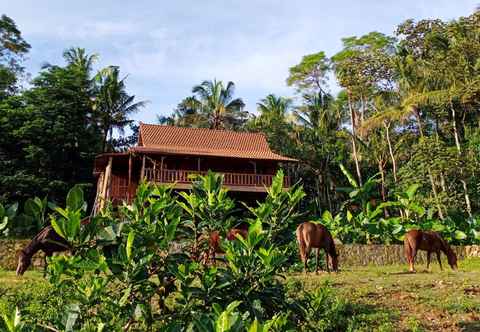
xmin=4 ymin=172 xmax=317 ymax=330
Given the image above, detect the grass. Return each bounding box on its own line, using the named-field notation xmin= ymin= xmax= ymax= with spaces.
xmin=1 ymin=259 xmax=479 ymax=331
xmin=290 ymin=257 xmax=480 ymax=331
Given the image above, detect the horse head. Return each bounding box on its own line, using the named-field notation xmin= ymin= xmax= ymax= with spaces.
xmin=446 ymin=247 xmax=458 ymax=270
xmin=16 ymin=250 xmax=31 ymax=276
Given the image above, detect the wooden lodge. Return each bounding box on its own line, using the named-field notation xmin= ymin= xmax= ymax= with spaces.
xmin=93 ymin=123 xmax=296 ymax=209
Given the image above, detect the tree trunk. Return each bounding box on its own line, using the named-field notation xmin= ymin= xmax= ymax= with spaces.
xmin=348 ymin=92 xmax=362 ymax=186
xmin=418 ymin=109 xmax=444 ymax=219
xmin=450 ymin=103 xmax=472 ymax=218
xmin=102 ymin=127 xmax=109 ymax=152
xmin=414 ymin=107 xmax=424 ymax=137
xmin=428 ymin=170 xmax=445 ymax=220
xmin=377 ymin=160 xmax=389 ymax=218
xmin=378 ymin=161 xmax=387 ymax=202
xmin=384 ymin=121 xmax=398 ymax=183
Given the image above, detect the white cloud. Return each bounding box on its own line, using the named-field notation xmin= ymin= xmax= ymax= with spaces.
xmin=4 ymin=0 xmax=479 ymax=122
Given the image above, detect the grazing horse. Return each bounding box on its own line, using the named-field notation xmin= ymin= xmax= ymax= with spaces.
xmin=16 ymin=225 xmax=70 ymax=276
xmin=404 ymin=229 xmax=458 ymax=272
xmin=203 ymin=225 xmax=249 ymax=264
xmin=296 ymin=222 xmax=338 ymax=273
xmin=17 ymin=217 xmax=90 ymax=276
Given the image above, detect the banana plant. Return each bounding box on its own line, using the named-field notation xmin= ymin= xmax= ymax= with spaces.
xmin=338 ymin=164 xmax=380 ymax=213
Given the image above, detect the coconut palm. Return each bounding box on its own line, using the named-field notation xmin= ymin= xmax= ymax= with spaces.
xmin=192 ymin=79 xmax=247 ymax=130
xmin=94 ymin=66 xmax=147 ymax=151
xmin=63 ymin=47 xmax=98 ymax=78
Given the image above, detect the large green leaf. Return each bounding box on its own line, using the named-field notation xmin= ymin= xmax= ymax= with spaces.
xmin=66 ymin=185 xmax=84 ymax=211
xmin=405 ymin=184 xmax=421 ymax=200
xmin=50 ymin=218 xmax=66 ymax=240
xmin=126 ymin=230 xmax=135 ymax=261
xmin=339 ymin=163 xmax=358 ymax=188
xmin=454 ymin=230 xmax=467 ymax=240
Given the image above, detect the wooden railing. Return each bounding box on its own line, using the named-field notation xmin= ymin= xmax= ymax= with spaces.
xmin=143 ymin=168 xmax=291 ymax=188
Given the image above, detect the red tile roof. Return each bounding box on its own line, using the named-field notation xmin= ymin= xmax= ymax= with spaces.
xmin=131 ymin=123 xmax=296 ymax=161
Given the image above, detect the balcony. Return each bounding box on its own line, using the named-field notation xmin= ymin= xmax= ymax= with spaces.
xmin=143 ymin=168 xmax=290 ymax=192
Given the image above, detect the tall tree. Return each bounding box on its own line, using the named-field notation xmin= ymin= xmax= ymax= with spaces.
xmin=94 ymin=66 xmax=147 ymax=152
xmin=191 ymin=79 xmax=247 ymax=130
xmin=0 ymin=49 xmax=102 ymax=203
xmin=286 ymin=51 xmax=330 ymax=94
xmin=0 ymin=15 xmax=30 ymax=99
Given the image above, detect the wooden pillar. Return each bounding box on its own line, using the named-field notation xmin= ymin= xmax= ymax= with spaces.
xmin=153 ymin=159 xmax=157 ymax=182
xmin=197 ymin=157 xmax=201 ymax=171
xmin=160 ymin=156 xmax=165 ymax=182
xmin=94 ymin=172 xmax=104 ymax=214
xmin=127 ymin=153 xmax=132 ymax=202
xmin=140 ymin=154 xmax=146 ymax=182
xmin=100 ymin=156 xmax=112 ymax=211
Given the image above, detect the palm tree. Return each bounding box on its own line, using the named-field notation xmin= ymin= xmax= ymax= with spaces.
xmin=94 ymin=66 xmax=147 ymax=151
xmin=192 ymin=80 xmax=246 ymax=129
xmin=63 ymin=47 xmax=98 ymax=78
xmin=257 ymin=94 xmax=292 ymax=124
xmin=294 ymin=92 xmax=343 ymax=211
xmin=159 ymin=96 xmax=206 ymax=127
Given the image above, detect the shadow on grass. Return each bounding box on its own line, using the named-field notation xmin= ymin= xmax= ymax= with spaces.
xmin=387 ymin=270 xmax=432 ymax=275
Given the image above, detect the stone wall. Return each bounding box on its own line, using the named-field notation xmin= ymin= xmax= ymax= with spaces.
xmin=0 ymin=239 xmax=45 ymax=271
xmin=336 ymin=244 xmax=480 ymax=266
xmin=1 ymin=240 xmax=479 ymax=270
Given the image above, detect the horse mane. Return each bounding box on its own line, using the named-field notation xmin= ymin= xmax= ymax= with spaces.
xmin=21 ymin=226 xmax=52 ymax=258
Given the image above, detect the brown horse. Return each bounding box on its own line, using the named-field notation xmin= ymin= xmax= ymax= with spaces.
xmin=203 ymin=226 xmax=249 ymax=264
xmin=404 ymin=229 xmax=458 ymax=272
xmin=296 ymin=222 xmax=338 ymax=273
xmin=17 ymin=217 xmax=91 ymax=276
xmin=16 ymin=225 xmax=70 ymax=276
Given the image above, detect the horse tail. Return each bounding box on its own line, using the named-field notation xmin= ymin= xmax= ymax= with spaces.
xmin=296 ymin=223 xmax=306 ymax=261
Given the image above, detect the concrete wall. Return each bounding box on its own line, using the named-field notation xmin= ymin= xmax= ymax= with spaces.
xmin=1 ymin=240 xmax=479 ymax=270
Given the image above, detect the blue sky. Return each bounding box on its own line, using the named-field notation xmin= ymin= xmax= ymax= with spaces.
xmin=3 ymin=0 xmax=478 ymax=123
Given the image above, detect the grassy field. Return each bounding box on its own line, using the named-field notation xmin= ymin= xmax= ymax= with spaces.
xmin=1 ymin=259 xmax=479 ymax=331
xmin=291 ymin=258 xmax=480 ymax=331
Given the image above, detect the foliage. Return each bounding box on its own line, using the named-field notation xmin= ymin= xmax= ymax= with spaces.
xmin=0 ymin=202 xmax=18 ymax=237
xmin=93 ymin=66 xmax=147 ymax=152
xmin=178 ymin=171 xmax=237 ymax=258
xmin=286 ymin=51 xmax=330 ymax=94
xmin=0 ymin=14 xmax=30 ymax=99
xmin=161 ymin=80 xmax=249 ymax=130
xmin=246 ymin=170 xmax=305 ymax=247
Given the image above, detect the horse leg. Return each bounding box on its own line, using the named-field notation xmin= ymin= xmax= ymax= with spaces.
xmin=325 ymin=249 xmax=330 ymax=273
xmin=436 ymin=251 xmax=443 ymax=271
xmin=426 ymin=251 xmax=431 ymax=271
xmin=410 ymin=247 xmax=417 ymax=273
xmin=304 ymin=243 xmax=311 ymax=274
